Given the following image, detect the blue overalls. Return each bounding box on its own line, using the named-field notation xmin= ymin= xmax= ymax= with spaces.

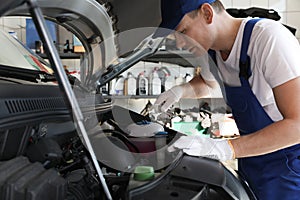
xmin=209 ymin=19 xmax=300 ymax=199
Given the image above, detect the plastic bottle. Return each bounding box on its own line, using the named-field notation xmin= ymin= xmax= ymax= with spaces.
xmin=114 ymin=75 xmax=125 ymax=95
xmin=126 ymin=72 xmax=137 ymax=95
xmin=124 ymin=78 xmax=128 ymax=96
xmin=149 ymin=67 xmax=162 ymax=95
xmin=164 ymin=73 xmax=174 ymax=92
xmin=109 ymin=78 xmax=117 ymax=95
xmin=137 ymin=72 xmax=148 ymax=95
xmin=35 ymin=40 xmax=43 ymax=54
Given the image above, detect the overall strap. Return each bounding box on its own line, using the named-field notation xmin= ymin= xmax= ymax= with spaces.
xmin=207 ymin=49 xmax=227 ymax=97
xmin=208 ymin=18 xmax=263 ymax=80
xmin=239 ymin=18 xmax=262 ymax=80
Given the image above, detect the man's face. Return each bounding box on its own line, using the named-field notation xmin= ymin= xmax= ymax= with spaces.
xmin=174 ymin=11 xmax=210 ymax=55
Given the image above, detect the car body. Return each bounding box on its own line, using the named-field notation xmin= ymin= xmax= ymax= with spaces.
xmin=0 ymin=1 xmax=256 ymax=200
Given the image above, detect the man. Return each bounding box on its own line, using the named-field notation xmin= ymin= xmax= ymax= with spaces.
xmin=153 ymin=0 xmax=300 ymax=199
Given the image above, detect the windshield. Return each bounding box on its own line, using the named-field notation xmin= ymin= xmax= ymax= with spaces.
xmin=0 ymin=29 xmax=53 ymax=74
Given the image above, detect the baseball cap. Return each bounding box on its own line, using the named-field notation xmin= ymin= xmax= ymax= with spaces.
xmin=153 ymin=0 xmax=216 ymax=38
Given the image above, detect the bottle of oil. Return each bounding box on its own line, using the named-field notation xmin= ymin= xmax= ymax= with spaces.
xmin=126 ymin=72 xmax=137 ymax=95
xmin=149 ymin=67 xmax=161 ymax=95
xmin=163 ymin=73 xmax=174 ymax=92
xmin=114 ymin=75 xmax=125 ymax=95
xmin=137 ymin=71 xmax=148 ymax=95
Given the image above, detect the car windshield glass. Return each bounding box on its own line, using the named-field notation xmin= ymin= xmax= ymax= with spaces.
xmin=0 ymin=28 xmax=53 ymax=74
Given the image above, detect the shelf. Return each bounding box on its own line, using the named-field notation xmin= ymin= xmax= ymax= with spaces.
xmin=103 ymin=95 xmax=225 ymax=100
xmin=38 ymin=52 xmax=83 ymax=59
xmin=103 ymin=95 xmax=158 ymax=99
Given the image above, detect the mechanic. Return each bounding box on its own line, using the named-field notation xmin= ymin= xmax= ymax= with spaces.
xmin=152 ymin=0 xmax=300 ymax=199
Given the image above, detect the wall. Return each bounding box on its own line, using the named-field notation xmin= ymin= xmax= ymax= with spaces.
xmin=0 ymin=16 xmax=26 ymax=43
xmin=1 ymin=0 xmax=300 ymax=44
xmin=222 ymin=0 xmax=300 ymax=41
xmin=1 ymin=0 xmax=300 ymax=59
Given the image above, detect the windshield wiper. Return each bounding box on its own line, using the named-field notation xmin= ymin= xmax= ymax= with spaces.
xmin=0 ymin=65 xmax=90 ymax=93
xmin=0 ymin=64 xmax=56 ymax=83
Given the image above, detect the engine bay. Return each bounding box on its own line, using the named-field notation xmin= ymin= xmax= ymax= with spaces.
xmin=0 ymin=83 xmax=255 ymax=200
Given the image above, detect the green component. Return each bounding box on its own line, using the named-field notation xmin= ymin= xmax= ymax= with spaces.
xmin=172 ymin=121 xmax=207 ymax=136
xmin=133 ymin=166 xmax=155 ymax=181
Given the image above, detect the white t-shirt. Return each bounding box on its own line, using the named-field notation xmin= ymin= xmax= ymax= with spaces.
xmin=201 ymin=18 xmax=300 ymax=121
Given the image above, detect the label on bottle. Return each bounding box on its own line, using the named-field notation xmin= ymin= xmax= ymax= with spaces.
xmin=138 ymin=77 xmax=148 ymax=95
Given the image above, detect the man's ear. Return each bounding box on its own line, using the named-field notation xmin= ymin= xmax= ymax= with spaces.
xmin=200 ymin=3 xmax=213 ymax=24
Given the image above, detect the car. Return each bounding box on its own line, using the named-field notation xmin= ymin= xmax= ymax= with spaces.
xmin=0 ymin=0 xmax=257 ymax=200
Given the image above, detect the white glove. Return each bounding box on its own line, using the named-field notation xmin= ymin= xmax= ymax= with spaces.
xmin=168 ymin=135 xmax=234 ymax=161
xmin=154 ymin=85 xmax=184 ymax=112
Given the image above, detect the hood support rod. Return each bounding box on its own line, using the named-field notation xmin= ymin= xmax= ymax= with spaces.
xmin=26 ymin=0 xmax=112 ymax=199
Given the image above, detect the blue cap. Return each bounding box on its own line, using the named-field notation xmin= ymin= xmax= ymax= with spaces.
xmin=153 ymin=0 xmax=216 ymax=37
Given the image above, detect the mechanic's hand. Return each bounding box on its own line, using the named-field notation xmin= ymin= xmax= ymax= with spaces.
xmin=168 ymin=135 xmax=235 ymax=161
xmin=153 ymin=85 xmax=184 ymax=112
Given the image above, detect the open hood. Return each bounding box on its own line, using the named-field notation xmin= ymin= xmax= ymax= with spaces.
xmin=1 ymin=0 xmax=170 ymax=90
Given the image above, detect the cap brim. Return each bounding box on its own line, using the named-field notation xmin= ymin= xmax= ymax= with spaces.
xmin=152 ymin=14 xmax=184 ymax=38
xmin=152 ymin=27 xmax=173 ymax=38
